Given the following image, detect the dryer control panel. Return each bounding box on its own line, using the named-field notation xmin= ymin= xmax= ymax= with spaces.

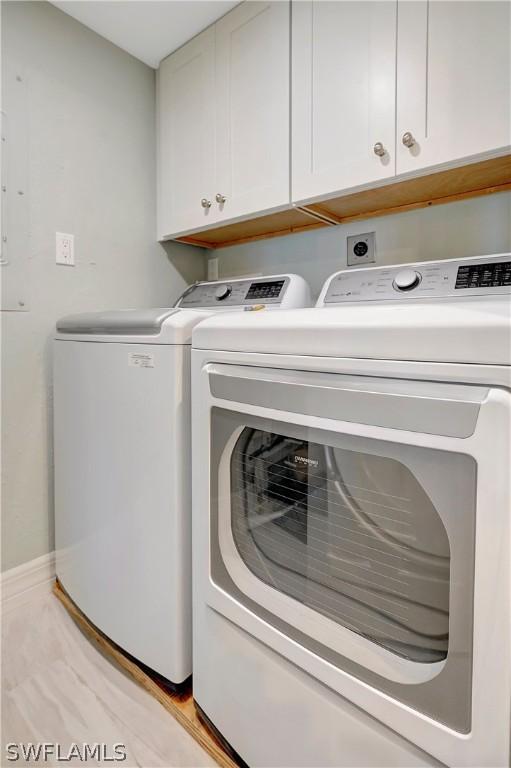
xmin=177 ymin=275 xmax=309 ymax=310
xmin=319 ymin=254 xmax=511 ymax=305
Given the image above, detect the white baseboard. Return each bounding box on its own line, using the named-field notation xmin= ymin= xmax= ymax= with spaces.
xmin=1 ymin=551 xmax=56 ymax=611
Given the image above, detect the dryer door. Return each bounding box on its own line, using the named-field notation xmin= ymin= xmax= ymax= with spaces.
xmin=229 ymin=429 xmax=452 ymax=667
xmin=199 ymin=362 xmax=511 ymax=765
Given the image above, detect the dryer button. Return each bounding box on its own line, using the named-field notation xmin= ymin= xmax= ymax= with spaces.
xmin=393 ymin=269 xmax=421 ymax=291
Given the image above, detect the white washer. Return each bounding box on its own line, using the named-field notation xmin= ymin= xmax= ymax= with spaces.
xmin=191 ymin=254 xmax=511 ymax=765
xmin=53 ymin=274 xmax=310 ymax=686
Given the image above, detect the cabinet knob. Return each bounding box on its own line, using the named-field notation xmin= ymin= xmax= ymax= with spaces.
xmin=402 ymin=131 xmax=416 ymax=149
xmin=373 ymin=142 xmax=386 ymax=157
xmin=201 ymin=198 xmax=212 ymax=209
xmin=215 ymin=193 xmax=227 ymax=204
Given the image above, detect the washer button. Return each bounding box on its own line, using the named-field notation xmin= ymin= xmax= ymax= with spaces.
xmin=214 ymin=284 xmax=232 ymax=301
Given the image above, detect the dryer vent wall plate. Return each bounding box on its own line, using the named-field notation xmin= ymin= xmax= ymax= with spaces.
xmin=347 ymin=232 xmax=375 ymax=266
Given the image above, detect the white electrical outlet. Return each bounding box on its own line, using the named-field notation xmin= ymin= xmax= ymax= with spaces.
xmin=347 ymin=232 xmax=376 ymax=266
xmin=56 ymin=232 xmax=75 ymax=266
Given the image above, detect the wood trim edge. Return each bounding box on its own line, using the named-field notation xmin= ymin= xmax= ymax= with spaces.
xmin=295 ymin=206 xmax=340 ymax=226
xmin=172 ymin=155 xmax=511 ymax=250
xmin=309 ymin=181 xmax=511 ymax=225
xmin=177 ymin=218 xmax=326 ymax=250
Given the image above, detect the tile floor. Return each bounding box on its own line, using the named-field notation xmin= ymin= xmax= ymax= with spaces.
xmin=1 ymin=591 xmax=216 ymax=767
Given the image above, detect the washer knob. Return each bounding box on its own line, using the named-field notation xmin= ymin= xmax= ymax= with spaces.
xmin=214 ymin=283 xmax=232 ymax=301
xmin=393 ymin=269 xmax=421 ymax=291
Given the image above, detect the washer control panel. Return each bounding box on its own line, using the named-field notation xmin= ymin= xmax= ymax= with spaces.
xmin=321 ymin=254 xmax=511 ymax=304
xmin=178 ymin=276 xmax=290 ymax=308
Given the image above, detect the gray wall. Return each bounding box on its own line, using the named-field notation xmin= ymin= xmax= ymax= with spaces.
xmin=216 ymin=192 xmax=511 ymax=300
xmin=1 ymin=2 xmax=205 ymax=572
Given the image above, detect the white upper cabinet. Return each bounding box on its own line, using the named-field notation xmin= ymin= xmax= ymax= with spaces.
xmin=158 ymin=0 xmax=510 ymax=241
xmin=158 ymin=28 xmax=216 ymax=239
xmin=158 ymin=1 xmax=290 ymax=239
xmin=214 ymin=1 xmax=290 ymax=222
xmin=292 ymin=1 xmax=398 ymax=205
xmin=396 ymin=1 xmax=511 ymax=174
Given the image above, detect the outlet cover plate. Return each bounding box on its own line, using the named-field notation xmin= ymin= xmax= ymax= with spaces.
xmin=347 ymin=232 xmax=376 ymax=266
xmin=56 ymin=232 xmax=75 ymax=266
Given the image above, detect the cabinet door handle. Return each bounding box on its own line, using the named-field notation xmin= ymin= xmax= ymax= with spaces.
xmin=373 ymin=142 xmax=386 ymax=157
xmin=402 ymin=131 xmax=416 ymax=148
xmin=215 ymin=193 xmax=227 ymax=204
xmin=201 ymin=198 xmax=212 ymax=209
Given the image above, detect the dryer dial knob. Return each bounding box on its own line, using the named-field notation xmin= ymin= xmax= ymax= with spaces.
xmin=393 ymin=269 xmax=421 ymax=291
xmin=214 ymin=284 xmax=232 ymax=301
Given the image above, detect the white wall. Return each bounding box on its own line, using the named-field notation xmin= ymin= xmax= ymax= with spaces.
xmin=1 ymin=2 xmax=205 ymax=572
xmin=216 ymin=192 xmax=511 ymax=300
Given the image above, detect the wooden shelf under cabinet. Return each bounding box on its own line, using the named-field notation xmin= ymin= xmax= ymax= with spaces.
xmin=176 ymin=207 xmax=326 ymax=250
xmin=176 ymin=155 xmax=511 ymax=250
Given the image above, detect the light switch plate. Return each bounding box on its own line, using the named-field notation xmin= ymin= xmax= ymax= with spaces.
xmin=56 ymin=232 xmax=74 ymax=266
xmin=347 ymin=232 xmax=376 ymax=266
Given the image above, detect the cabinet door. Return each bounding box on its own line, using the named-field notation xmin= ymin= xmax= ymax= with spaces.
xmin=157 ymin=28 xmax=216 ymax=239
xmin=397 ymin=1 xmax=511 ymax=175
xmin=214 ymin=1 xmax=290 ymax=222
xmin=292 ymin=1 xmax=397 ymax=205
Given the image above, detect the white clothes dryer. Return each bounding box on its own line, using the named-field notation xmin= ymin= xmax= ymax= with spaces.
xmin=53 ymin=274 xmax=310 ymax=686
xmin=191 ymin=254 xmax=511 ymax=765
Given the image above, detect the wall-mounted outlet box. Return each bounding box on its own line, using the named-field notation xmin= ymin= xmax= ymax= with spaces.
xmin=56 ymin=232 xmax=74 ymax=266
xmin=347 ymin=232 xmax=376 ymax=266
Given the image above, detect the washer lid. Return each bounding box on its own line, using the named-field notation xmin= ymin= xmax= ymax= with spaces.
xmin=56 ymin=308 xmax=179 ymax=335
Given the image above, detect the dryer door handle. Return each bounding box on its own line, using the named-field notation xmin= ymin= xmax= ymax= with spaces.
xmin=207 ymin=365 xmax=488 ymax=439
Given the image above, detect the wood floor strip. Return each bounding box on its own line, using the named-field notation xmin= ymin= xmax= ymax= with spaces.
xmin=53 ymin=580 xmax=239 ymax=768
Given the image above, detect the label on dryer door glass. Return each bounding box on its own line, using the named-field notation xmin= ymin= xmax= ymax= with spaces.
xmin=128 ymin=351 xmax=155 ymax=368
